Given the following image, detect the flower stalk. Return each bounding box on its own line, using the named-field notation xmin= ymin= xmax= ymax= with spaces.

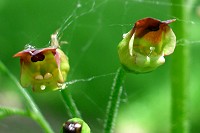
xmin=0 ymin=61 xmax=54 ymax=133
xmin=104 ymin=67 xmax=126 ymax=133
xmin=60 ymin=89 xmax=81 ymax=118
xmin=170 ymin=0 xmax=190 ymax=132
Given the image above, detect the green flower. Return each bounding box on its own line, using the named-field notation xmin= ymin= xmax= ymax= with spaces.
xmin=118 ymin=17 xmax=176 ymax=73
xmin=14 ymin=34 xmax=70 ymax=92
xmin=61 ymin=118 xmax=91 ymax=133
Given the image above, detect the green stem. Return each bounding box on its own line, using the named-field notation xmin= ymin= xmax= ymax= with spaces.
xmin=0 ymin=61 xmax=54 ymax=133
xmin=0 ymin=107 xmax=28 ymax=118
xmin=61 ymin=89 xmax=81 ymax=118
xmin=170 ymin=0 xmax=190 ymax=133
xmin=104 ymin=67 xmax=126 ymax=133
xmin=30 ymin=112 xmax=54 ymax=133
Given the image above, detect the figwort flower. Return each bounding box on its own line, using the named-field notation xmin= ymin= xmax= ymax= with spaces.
xmin=118 ymin=17 xmax=176 ymax=73
xmin=14 ymin=33 xmax=70 ymax=92
xmin=62 ymin=118 xmax=90 ymax=133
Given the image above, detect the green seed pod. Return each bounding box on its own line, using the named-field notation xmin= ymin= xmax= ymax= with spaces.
xmin=14 ymin=34 xmax=70 ymax=92
xmin=118 ymin=17 xmax=176 ymax=73
xmin=61 ymin=118 xmax=91 ymax=133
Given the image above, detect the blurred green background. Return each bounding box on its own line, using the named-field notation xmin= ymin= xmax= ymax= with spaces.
xmin=0 ymin=0 xmax=200 ymax=133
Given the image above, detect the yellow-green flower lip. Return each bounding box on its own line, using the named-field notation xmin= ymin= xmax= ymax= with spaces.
xmin=118 ymin=17 xmax=176 ymax=73
xmin=14 ymin=47 xmax=70 ymax=92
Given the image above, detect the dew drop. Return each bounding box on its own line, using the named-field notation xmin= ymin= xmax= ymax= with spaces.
xmin=149 ymin=47 xmax=155 ymax=55
xmin=150 ymin=47 xmax=155 ymax=51
xmin=41 ymin=85 xmax=46 ymax=90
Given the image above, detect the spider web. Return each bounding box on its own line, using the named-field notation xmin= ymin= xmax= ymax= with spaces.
xmin=50 ymin=0 xmax=200 ymax=132
xmin=56 ymin=0 xmax=200 ymax=85
xmin=1 ymin=0 xmax=199 ymax=133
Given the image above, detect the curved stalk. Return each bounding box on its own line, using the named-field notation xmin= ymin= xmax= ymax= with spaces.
xmin=0 ymin=61 xmax=54 ymax=133
xmin=0 ymin=107 xmax=28 ymax=118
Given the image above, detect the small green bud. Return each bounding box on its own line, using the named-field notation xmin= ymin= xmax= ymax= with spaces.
xmin=14 ymin=34 xmax=70 ymax=92
xmin=61 ymin=118 xmax=91 ymax=133
xmin=118 ymin=17 xmax=176 ymax=73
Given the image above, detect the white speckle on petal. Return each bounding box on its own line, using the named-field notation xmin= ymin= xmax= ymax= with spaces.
xmin=35 ymin=75 xmax=43 ymax=80
xmin=44 ymin=73 xmax=53 ymax=79
xmin=129 ymin=32 xmax=135 ymax=56
xmin=123 ymin=33 xmax=128 ymax=38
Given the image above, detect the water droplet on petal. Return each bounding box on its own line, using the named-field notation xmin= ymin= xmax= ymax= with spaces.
xmin=41 ymin=85 xmax=46 ymax=90
xmin=150 ymin=47 xmax=155 ymax=51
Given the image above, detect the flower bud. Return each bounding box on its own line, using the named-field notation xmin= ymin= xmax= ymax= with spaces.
xmin=14 ymin=35 xmax=70 ymax=92
xmin=118 ymin=17 xmax=176 ymax=73
xmin=61 ymin=118 xmax=91 ymax=133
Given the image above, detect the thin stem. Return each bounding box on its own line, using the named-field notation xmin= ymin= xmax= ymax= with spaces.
xmin=60 ymin=89 xmax=81 ymax=118
xmin=0 ymin=61 xmax=54 ymax=133
xmin=104 ymin=67 xmax=126 ymax=133
xmin=29 ymin=112 xmax=54 ymax=133
xmin=170 ymin=0 xmax=190 ymax=133
xmin=0 ymin=107 xmax=28 ymax=118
